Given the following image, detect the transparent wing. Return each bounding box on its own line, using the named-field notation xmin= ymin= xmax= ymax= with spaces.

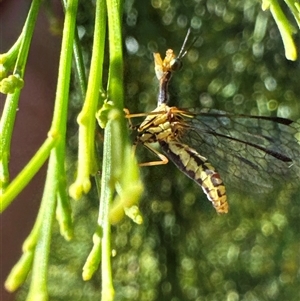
xmin=178 ymin=109 xmax=300 ymax=192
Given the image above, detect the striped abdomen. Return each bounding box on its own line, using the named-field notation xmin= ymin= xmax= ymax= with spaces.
xmin=159 ymin=141 xmax=228 ymax=214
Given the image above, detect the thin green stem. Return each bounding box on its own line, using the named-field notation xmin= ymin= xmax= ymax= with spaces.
xmin=47 ymin=0 xmax=80 ymax=224
xmin=80 ymin=0 xmax=109 ymax=284
xmin=0 ymin=32 xmax=23 ymax=71
xmin=0 ymin=91 xmax=21 ymax=192
xmin=56 ymin=162 xmax=73 ymax=241
xmin=4 ymin=251 xmax=34 ymax=292
xmin=83 ymin=0 xmax=126 ymax=295
xmin=99 ymin=120 xmax=115 ymax=301
xmin=266 ymin=0 xmax=297 ymax=60
xmin=97 ymin=1 xmax=124 ymax=299
xmin=0 ymin=135 xmax=56 ymax=212
xmin=46 ymin=0 xmax=79 ymax=243
xmin=72 ymin=30 xmax=88 ymax=98
xmin=26 ymin=151 xmax=58 ymax=301
xmin=62 ymin=0 xmax=87 ymax=98
xmin=50 ymin=1 xmax=78 ymax=134
xmin=5 ymin=0 xmax=79 ymax=295
xmin=4 ymin=149 xmax=69 ymax=293
xmin=0 ymin=0 xmax=42 ymax=193
xmin=284 ymin=0 xmax=300 ymax=28
xmin=14 ymin=0 xmax=43 ymax=75
xmin=105 ymin=0 xmax=127 ymax=182
xmin=107 ymin=0 xmax=124 ymax=110
xmin=69 ymin=0 xmax=106 ymax=200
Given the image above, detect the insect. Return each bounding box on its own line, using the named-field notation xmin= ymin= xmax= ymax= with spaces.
xmin=126 ymin=29 xmax=300 ymax=214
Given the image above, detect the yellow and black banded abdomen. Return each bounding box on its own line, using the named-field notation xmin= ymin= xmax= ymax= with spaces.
xmin=160 ymin=141 xmax=228 ymax=213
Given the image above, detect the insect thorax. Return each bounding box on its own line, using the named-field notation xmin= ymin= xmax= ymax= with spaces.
xmin=137 ymin=104 xmax=189 ymax=144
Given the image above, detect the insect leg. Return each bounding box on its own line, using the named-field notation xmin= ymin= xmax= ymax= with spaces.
xmin=138 ymin=143 xmax=169 ymax=167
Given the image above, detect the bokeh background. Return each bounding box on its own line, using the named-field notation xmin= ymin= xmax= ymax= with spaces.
xmin=1 ymin=1 xmax=300 ymax=300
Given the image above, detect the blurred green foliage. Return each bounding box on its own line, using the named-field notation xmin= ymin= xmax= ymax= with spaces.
xmin=17 ymin=1 xmax=300 ymax=300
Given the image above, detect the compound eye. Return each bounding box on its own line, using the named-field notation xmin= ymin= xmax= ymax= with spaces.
xmin=170 ymin=58 xmax=183 ymax=71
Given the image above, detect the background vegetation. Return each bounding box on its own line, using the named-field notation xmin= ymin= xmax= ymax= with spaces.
xmin=1 ymin=0 xmax=299 ymax=301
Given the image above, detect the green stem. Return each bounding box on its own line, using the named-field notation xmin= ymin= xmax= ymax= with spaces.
xmin=284 ymin=0 xmax=300 ymax=28
xmin=81 ymin=0 xmax=126 ymax=295
xmin=0 ymin=32 xmax=23 ymax=70
xmin=4 ymin=194 xmax=47 ymax=292
xmin=267 ymin=0 xmax=297 ymax=60
xmin=72 ymin=30 xmax=88 ymax=98
xmin=7 ymin=0 xmax=79 ymax=295
xmin=56 ymin=150 xmax=73 ymax=241
xmin=47 ymin=0 xmax=80 ymax=242
xmin=0 ymin=136 xmax=56 ymax=212
xmin=1 ymin=0 xmax=78 ymax=213
xmin=69 ymin=0 xmax=106 ymax=200
xmin=50 ymin=1 xmax=78 ymax=134
xmin=106 ymin=0 xmax=127 ymax=181
xmin=107 ymin=0 xmax=124 ymax=110
xmin=0 ymin=91 xmax=21 ymax=192
xmin=26 ymin=151 xmax=58 ymax=301
xmin=98 ymin=0 xmax=124 ymax=299
xmin=99 ymin=120 xmax=115 ymax=301
xmin=0 ymin=0 xmax=42 ymax=193
xmin=62 ymin=0 xmax=87 ymax=98
xmin=14 ymin=0 xmax=43 ymax=74
xmin=80 ymin=0 xmax=110 ymax=284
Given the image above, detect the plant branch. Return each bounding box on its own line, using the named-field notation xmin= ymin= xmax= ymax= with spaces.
xmin=262 ymin=0 xmax=297 ymax=60
xmin=69 ymin=0 xmax=107 ymax=201
xmin=0 ymin=0 xmax=42 ymax=194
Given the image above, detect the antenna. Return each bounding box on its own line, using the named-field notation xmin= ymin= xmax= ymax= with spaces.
xmin=177 ymin=28 xmax=199 ymax=60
